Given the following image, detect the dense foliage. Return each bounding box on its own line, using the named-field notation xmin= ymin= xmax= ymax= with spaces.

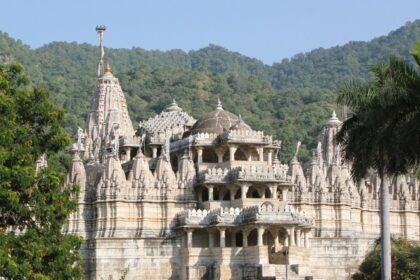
xmin=1 ymin=20 xmax=420 ymax=161
xmin=352 ymin=238 xmax=420 ymax=280
xmin=0 ymin=64 xmax=82 ymax=279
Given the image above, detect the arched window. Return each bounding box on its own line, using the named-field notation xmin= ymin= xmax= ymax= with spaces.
xmin=234 ymin=148 xmax=247 ymax=161
xmin=213 ymin=187 xmax=220 ymax=200
xmin=247 ymin=229 xmax=258 ymax=246
xmin=202 ymin=148 xmax=218 ymax=163
xmin=246 ymin=186 xmax=261 ymax=198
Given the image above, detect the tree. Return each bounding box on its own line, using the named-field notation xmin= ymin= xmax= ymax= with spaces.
xmin=352 ymin=238 xmax=420 ymax=280
xmin=336 ymin=48 xmax=420 ymax=280
xmin=0 ymin=64 xmax=82 ymax=279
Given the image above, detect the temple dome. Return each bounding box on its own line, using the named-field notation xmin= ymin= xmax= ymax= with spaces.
xmin=188 ymin=99 xmax=250 ymax=135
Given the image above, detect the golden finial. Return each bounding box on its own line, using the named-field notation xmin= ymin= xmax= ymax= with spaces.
xmin=105 ymin=63 xmax=112 ymax=73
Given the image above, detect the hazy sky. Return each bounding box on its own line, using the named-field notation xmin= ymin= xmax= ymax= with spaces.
xmin=1 ymin=0 xmax=419 ymax=64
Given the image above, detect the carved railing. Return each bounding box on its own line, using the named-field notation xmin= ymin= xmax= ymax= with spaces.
xmin=177 ymin=205 xmax=313 ymax=227
xmin=219 ymin=129 xmax=272 ymax=143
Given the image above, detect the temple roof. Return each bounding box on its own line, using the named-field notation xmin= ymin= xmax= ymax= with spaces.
xmin=140 ymin=99 xmax=196 ymax=143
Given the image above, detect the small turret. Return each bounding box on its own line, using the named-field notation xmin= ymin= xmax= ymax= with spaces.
xmin=322 ymin=111 xmax=342 ymax=167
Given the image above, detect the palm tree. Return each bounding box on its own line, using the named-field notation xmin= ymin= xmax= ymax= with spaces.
xmin=336 ymin=49 xmax=420 ymax=280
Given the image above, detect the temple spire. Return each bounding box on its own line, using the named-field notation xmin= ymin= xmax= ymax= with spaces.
xmin=96 ymin=25 xmax=106 ymax=77
xmin=216 ymin=97 xmax=223 ymax=111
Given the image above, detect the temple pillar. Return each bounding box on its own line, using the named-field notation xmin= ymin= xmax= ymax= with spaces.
xmin=271 ymin=229 xmax=279 ymax=251
xmin=257 ymin=226 xmax=265 ymax=246
xmin=296 ymin=228 xmax=301 ymax=247
xmin=268 ymin=149 xmax=273 ymax=165
xmin=242 ymin=229 xmax=250 ymax=247
xmin=152 ymin=147 xmax=157 ymax=158
xmin=304 ymin=230 xmax=310 ymax=248
xmin=257 ymin=147 xmax=264 ymax=162
xmin=208 ymin=185 xmax=214 ymax=201
xmin=284 ymin=231 xmax=289 ymax=246
xmin=229 ymin=145 xmax=238 ymax=162
xmin=270 ymin=185 xmax=277 ymax=199
xmin=196 ymin=147 xmax=203 ymax=163
xmin=241 ymin=183 xmax=249 ymax=199
xmin=289 ymin=227 xmax=295 ymax=247
xmin=281 ymin=188 xmax=288 ymax=202
xmin=215 ymin=148 xmax=225 ymax=163
xmin=185 ymin=229 xmax=194 ymax=248
xmin=219 ymin=228 xmax=226 ymax=248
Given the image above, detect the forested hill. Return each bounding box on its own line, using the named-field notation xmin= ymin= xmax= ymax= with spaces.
xmin=0 ymin=20 xmax=419 ymax=161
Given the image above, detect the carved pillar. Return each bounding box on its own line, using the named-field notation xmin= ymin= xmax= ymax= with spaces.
xmin=208 ymin=185 xmax=214 ymax=201
xmin=304 ymin=230 xmax=310 ymax=248
xmin=257 ymin=226 xmax=265 ymax=246
xmin=241 ymin=183 xmax=249 ymax=199
xmin=152 ymin=147 xmax=157 ymax=158
xmin=186 ymin=229 xmax=194 ymax=248
xmin=270 ymin=185 xmax=277 ymax=199
xmin=215 ymin=148 xmax=225 ymax=163
xmin=229 ymin=145 xmax=237 ymax=162
xmin=281 ymin=188 xmax=288 ymax=202
xmin=268 ymin=149 xmax=272 ymax=165
xmin=295 ymin=228 xmax=301 ymax=247
xmin=196 ymin=147 xmax=203 ymax=163
xmin=284 ymin=231 xmax=289 ymax=246
xmin=289 ymin=227 xmax=295 ymax=247
xmin=243 ymin=229 xmax=250 ymax=247
xmin=219 ymin=228 xmax=226 ymax=248
xmin=271 ymin=229 xmax=279 ymax=251
xmin=257 ymin=147 xmax=264 ymax=162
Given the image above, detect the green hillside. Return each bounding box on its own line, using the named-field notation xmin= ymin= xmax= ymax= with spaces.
xmin=1 ymin=20 xmax=419 ymax=161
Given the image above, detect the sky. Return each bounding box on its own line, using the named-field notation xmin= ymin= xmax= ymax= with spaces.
xmin=1 ymin=0 xmax=419 ymax=65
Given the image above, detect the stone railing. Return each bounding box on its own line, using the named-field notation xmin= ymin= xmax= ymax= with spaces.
xmin=198 ymin=167 xmax=239 ymax=183
xmin=241 ymin=204 xmax=312 ymax=226
xmin=194 ymin=132 xmax=219 ymax=141
xmin=237 ymin=165 xmax=291 ymax=182
xmin=177 ymin=205 xmax=313 ymax=227
xmin=198 ymin=165 xmax=292 ymax=184
xmin=219 ymin=130 xmax=272 ymax=144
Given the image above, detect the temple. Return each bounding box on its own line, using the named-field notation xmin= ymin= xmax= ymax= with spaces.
xmin=63 ymin=27 xmax=420 ymax=280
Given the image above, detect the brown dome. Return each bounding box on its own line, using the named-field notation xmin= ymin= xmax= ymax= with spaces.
xmin=187 ymin=99 xmax=249 ymax=135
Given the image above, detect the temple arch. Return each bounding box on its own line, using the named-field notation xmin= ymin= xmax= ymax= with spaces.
xmin=246 ymin=186 xmax=261 ymax=198
xmin=202 ymin=148 xmax=218 ymax=163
